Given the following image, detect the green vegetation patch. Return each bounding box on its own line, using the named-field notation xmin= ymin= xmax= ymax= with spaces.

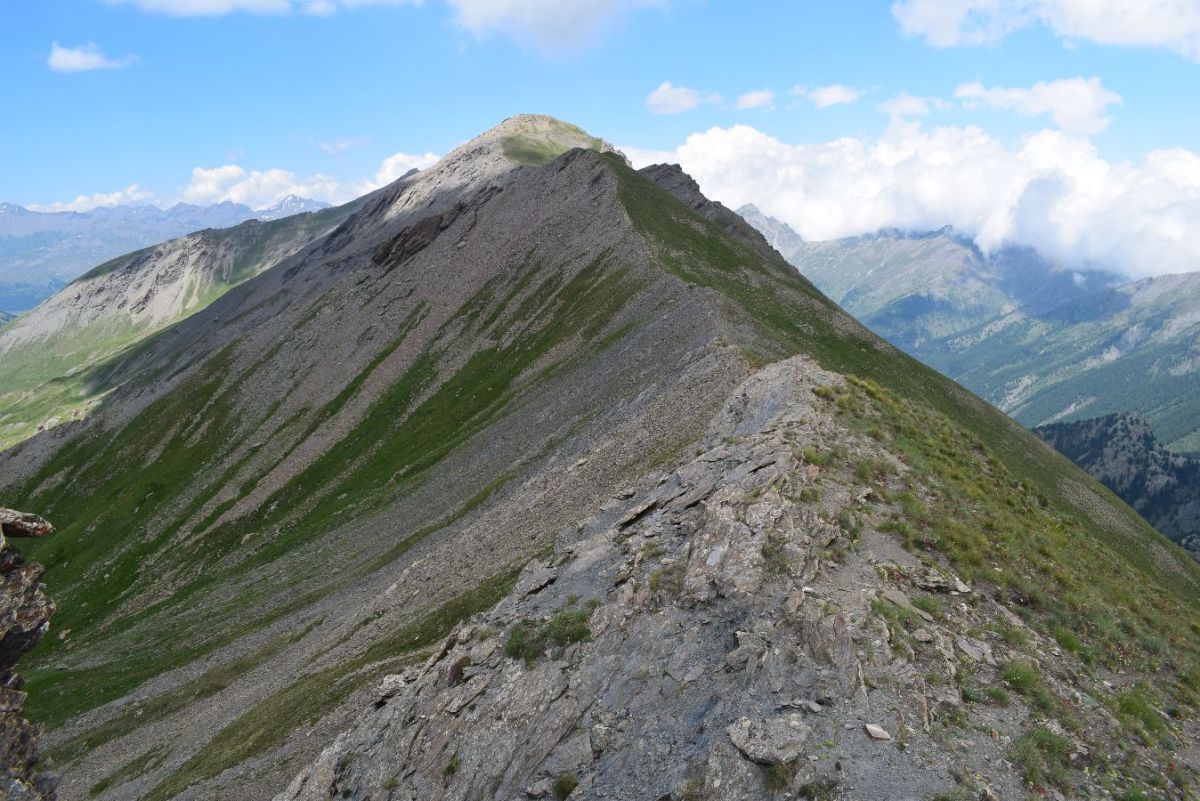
xmin=504 ymin=604 xmax=594 ymax=665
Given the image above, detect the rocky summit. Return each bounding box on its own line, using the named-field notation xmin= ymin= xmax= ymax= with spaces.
xmin=0 ymin=116 xmax=1197 ymax=801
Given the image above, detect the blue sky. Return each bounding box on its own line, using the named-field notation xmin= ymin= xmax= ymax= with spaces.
xmin=6 ymin=0 xmax=1200 ymax=276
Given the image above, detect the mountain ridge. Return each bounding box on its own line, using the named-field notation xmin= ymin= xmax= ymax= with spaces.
xmin=2 ymin=116 xmax=1196 ymax=801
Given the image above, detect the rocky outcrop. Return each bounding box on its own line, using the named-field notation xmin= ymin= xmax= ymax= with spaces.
xmin=0 ymin=508 xmax=57 ymax=800
xmin=274 ymin=358 xmax=1150 ymax=801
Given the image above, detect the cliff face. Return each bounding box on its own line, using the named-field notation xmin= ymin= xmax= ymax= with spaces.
xmin=0 ymin=509 xmax=57 ymax=800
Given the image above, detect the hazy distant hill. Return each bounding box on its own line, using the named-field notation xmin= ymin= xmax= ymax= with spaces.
xmin=0 ymin=196 xmax=328 ymax=312
xmin=743 ymin=217 xmax=1200 ymax=455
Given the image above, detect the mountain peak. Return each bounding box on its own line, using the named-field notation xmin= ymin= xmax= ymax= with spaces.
xmin=255 ymin=195 xmax=332 ymax=220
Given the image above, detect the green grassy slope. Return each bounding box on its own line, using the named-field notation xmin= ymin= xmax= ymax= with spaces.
xmin=929 ymin=276 xmax=1200 ymax=454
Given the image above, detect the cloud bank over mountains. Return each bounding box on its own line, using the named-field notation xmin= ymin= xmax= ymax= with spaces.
xmin=624 ymin=119 xmax=1200 ymax=279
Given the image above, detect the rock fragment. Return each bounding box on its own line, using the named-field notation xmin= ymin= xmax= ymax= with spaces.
xmin=864 ymin=724 xmax=892 ymax=741
xmin=726 ymin=714 xmax=812 ymax=764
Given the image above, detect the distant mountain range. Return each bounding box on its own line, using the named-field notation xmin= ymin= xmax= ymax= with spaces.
xmin=1037 ymin=414 xmax=1200 ymax=556
xmin=740 ymin=209 xmax=1200 ymax=455
xmin=0 ymin=195 xmax=330 ymax=313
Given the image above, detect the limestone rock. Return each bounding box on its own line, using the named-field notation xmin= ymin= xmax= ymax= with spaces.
xmin=726 ymin=714 xmax=812 ymax=764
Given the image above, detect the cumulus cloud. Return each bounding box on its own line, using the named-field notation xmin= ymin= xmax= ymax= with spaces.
xmin=892 ymin=0 xmax=1200 ymax=60
xmin=47 ymin=42 xmax=138 ymax=72
xmin=370 ymin=151 xmax=441 ymax=186
xmin=625 ymin=121 xmax=1200 ymax=278
xmin=794 ymin=84 xmax=861 ymax=108
xmin=736 ymin=89 xmax=775 ymax=110
xmin=178 ymin=149 xmax=441 ymax=207
xmin=28 ymin=184 xmax=154 ymax=212
xmin=645 ymin=81 xmax=721 ymax=115
xmin=955 ymin=76 xmax=1121 ymax=135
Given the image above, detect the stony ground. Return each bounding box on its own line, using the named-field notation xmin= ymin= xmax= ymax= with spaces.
xmin=277 ymin=358 xmax=1196 ymax=801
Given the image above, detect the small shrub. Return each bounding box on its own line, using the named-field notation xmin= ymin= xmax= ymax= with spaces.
xmin=1001 ymin=661 xmax=1039 ymax=694
xmin=854 ymin=459 xmax=892 ymax=484
xmin=761 ymin=535 xmax=791 ymax=578
xmin=553 ymin=772 xmax=578 ymax=800
xmin=985 ymin=686 xmax=1011 ymax=706
xmin=1053 ymin=626 xmax=1081 ymax=653
xmin=504 ymin=607 xmax=592 ymax=665
xmin=911 ymin=595 xmax=941 ymax=619
xmin=1011 ymin=727 xmax=1071 ymax=790
xmin=996 ymin=623 xmax=1029 ymax=649
xmin=1118 ymin=689 xmax=1163 ymax=733
xmin=812 ymin=385 xmax=836 ymax=401
xmin=443 ymin=754 xmax=460 ymax=778
xmin=764 ymin=760 xmax=796 ymax=794
xmin=649 ymin=562 xmax=686 ymax=595
xmin=799 ymin=487 xmax=821 ymax=503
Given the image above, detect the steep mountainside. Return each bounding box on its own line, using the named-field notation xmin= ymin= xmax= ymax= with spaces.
xmin=735 ymin=204 xmax=804 ymax=262
xmin=0 ymin=199 xmax=363 ymax=449
xmin=1037 ymin=414 xmax=1200 ymax=555
xmin=0 ymin=198 xmax=328 ymax=312
xmin=1 ymin=117 xmax=1196 ymax=801
xmin=937 ymin=272 xmax=1200 ymax=454
xmin=752 ymin=220 xmax=1200 ymax=455
xmin=775 ymin=226 xmax=1119 ymax=352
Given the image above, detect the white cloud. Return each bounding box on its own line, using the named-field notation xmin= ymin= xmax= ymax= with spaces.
xmin=370 ymin=151 xmax=441 ymax=185
xmin=182 ymin=164 xmax=345 ymax=207
xmin=446 ymin=0 xmax=664 ymax=52
xmin=626 ymin=121 xmax=1200 ymax=278
xmin=955 ymin=76 xmax=1121 ymax=135
xmin=645 ymin=81 xmax=721 ymax=115
xmin=47 ymin=42 xmax=138 ymax=72
xmin=794 ymin=83 xmax=862 ymax=108
xmin=736 ymin=89 xmax=775 ymax=110
xmin=178 ymin=149 xmax=440 ymax=208
xmin=28 ymin=184 xmax=154 ymax=212
xmin=892 ymin=0 xmax=1200 ymax=60
xmin=879 ymin=92 xmax=950 ymax=120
